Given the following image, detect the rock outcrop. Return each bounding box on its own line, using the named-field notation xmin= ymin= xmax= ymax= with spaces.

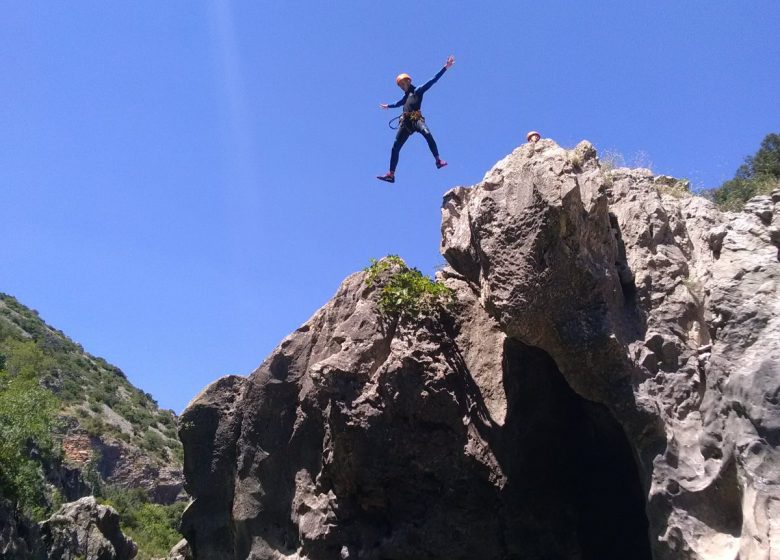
xmin=179 ymin=140 xmax=779 ymax=559
xmin=38 ymin=496 xmax=137 ymax=560
xmin=92 ymin=437 xmax=185 ymax=504
xmin=168 ymin=538 xmax=192 ymax=560
xmin=441 ymin=140 xmax=780 ymax=559
xmin=56 ymin=431 xmax=184 ymax=504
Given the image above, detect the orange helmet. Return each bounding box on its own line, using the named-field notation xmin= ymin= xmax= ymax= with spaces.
xmin=395 ymin=73 xmax=412 ymax=86
xmin=527 ymin=130 xmax=541 ymax=142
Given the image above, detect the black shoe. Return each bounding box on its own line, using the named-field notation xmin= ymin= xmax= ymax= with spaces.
xmin=377 ymin=172 xmax=395 ymax=183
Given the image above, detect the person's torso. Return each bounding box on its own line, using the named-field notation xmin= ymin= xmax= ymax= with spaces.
xmin=402 ymin=87 xmax=423 ymax=113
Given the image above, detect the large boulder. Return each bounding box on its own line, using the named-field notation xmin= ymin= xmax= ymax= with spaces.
xmin=37 ymin=496 xmax=137 ymax=560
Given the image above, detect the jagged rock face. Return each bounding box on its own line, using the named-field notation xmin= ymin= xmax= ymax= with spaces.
xmin=180 ymin=140 xmax=779 ymax=559
xmin=442 ymin=140 xmax=780 ymax=559
xmin=442 ymin=140 xmax=636 ymax=404
xmin=180 ymin=275 xmax=526 ymax=559
xmin=37 ymin=496 xmax=137 ymax=560
xmin=58 ymin=432 xmax=184 ymax=504
xmin=94 ymin=437 xmax=184 ymax=504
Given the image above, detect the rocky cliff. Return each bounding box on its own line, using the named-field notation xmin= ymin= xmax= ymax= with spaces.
xmin=179 ymin=140 xmax=779 ymax=559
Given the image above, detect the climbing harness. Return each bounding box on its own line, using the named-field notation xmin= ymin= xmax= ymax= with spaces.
xmin=389 ymin=111 xmax=424 ymax=130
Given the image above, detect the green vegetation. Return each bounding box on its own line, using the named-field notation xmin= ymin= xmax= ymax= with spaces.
xmin=141 ymin=430 xmax=165 ymax=453
xmin=101 ymin=487 xmax=185 ymax=560
xmin=0 ymin=339 xmax=60 ymax=520
xmin=710 ymin=133 xmax=780 ymax=211
xmin=0 ymin=294 xmax=182 ymax=466
xmin=365 ymin=256 xmax=455 ymax=318
xmin=0 ymin=293 xmax=188 ymax=557
xmin=598 ymin=136 xmax=779 ymax=210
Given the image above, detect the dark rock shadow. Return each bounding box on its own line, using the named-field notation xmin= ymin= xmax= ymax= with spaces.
xmin=451 ymin=336 xmax=653 ymax=559
xmin=501 ymin=338 xmax=651 ymax=559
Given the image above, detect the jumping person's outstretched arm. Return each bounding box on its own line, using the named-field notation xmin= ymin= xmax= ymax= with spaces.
xmin=417 ymin=55 xmax=455 ymax=95
xmin=380 ymin=94 xmax=408 ymax=110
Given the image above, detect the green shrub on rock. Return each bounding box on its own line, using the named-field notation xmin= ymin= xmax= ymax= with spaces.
xmin=365 ymin=256 xmax=454 ymax=318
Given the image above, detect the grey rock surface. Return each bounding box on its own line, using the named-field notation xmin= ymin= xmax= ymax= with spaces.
xmin=0 ymin=498 xmax=36 ymax=559
xmin=93 ymin=437 xmax=185 ymax=505
xmin=38 ymin=496 xmax=137 ymax=559
xmin=167 ymin=538 xmax=192 ymax=560
xmin=180 ymin=140 xmax=779 ymax=559
xmin=442 ymin=140 xmax=780 ymax=559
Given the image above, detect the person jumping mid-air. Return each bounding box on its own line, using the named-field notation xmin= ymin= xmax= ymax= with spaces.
xmin=377 ymin=55 xmax=455 ymax=183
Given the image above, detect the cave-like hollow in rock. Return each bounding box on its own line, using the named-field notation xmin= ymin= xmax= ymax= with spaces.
xmin=496 ymin=337 xmax=652 ymax=559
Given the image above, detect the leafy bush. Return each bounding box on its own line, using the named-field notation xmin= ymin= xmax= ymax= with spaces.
xmin=157 ymin=411 xmax=176 ymax=429
xmin=102 ymin=487 xmax=185 ymax=560
xmin=114 ymin=400 xmax=155 ymax=430
xmin=162 ymin=425 xmax=178 ymax=440
xmin=710 ymin=133 xmax=780 ymax=210
xmin=712 ymin=175 xmax=779 ymax=211
xmin=58 ymin=374 xmax=85 ymax=403
xmin=92 ymin=385 xmax=119 ymax=408
xmin=365 ymin=256 xmax=454 ymax=318
xmin=81 ymin=415 xmax=105 ymax=437
xmin=142 ymin=430 xmax=165 ymax=453
xmin=0 ymin=346 xmax=59 ymax=520
xmin=1 ymin=339 xmax=56 ymax=381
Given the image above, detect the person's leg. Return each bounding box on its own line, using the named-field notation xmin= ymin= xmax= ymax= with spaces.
xmin=416 ymin=121 xmax=446 ymax=168
xmin=390 ymin=126 xmax=412 ymax=172
xmin=378 ymin=126 xmax=411 ymax=182
xmin=416 ymin=120 xmax=439 ymax=160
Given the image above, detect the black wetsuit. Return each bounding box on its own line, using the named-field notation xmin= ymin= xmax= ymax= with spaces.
xmin=387 ymin=66 xmax=447 ymax=172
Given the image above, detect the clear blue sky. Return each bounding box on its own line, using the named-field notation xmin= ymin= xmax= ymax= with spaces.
xmin=2 ymin=2 xmax=778 ymax=413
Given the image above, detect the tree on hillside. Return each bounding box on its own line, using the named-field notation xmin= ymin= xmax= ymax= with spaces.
xmin=0 ymin=340 xmax=60 ymax=520
xmin=711 ymin=133 xmax=780 ymax=210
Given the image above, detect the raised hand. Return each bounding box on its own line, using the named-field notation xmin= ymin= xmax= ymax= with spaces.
xmin=379 ymin=103 xmax=389 ymax=109
xmin=445 ymin=55 xmax=455 ymax=69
